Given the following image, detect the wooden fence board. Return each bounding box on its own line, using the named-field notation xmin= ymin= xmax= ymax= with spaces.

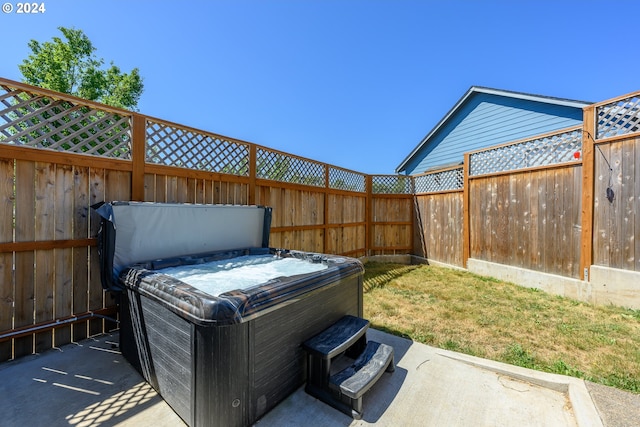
xmin=469 ymin=180 xmax=480 ymax=259
xmin=176 ymin=176 xmax=187 ymax=203
xmin=560 ymin=168 xmax=574 ymax=277
xmin=426 ymin=197 xmax=435 ymax=258
xmin=509 ymin=175 xmax=518 ymax=266
xmin=14 ymin=160 xmax=35 ymax=357
xmin=519 ymin=173 xmax=531 ymax=268
xmin=155 ymin=174 xmax=166 ymax=203
xmin=186 ymin=177 xmax=196 ymax=203
xmin=537 ymin=171 xmax=549 ymax=272
xmin=552 ymin=169 xmax=563 ymax=275
xmin=0 ymin=160 xmax=12 ymax=241
xmin=34 ymin=162 xmax=55 ymax=352
xmin=547 ymin=169 xmax=559 ymax=276
xmin=415 ymin=192 xmax=463 ymax=266
xmin=493 ymin=178 xmax=503 ymax=263
xmin=90 ymin=170 xmax=131 ymax=333
xmin=166 ymin=175 xmax=178 ymax=203
xmin=328 ymin=194 xmax=343 ymax=224
xmin=565 ymin=168 xmax=575 ymax=276
xmin=488 ymin=179 xmax=497 ymax=263
xmin=0 ymin=159 xmax=13 ymax=361
xmin=609 ymin=142 xmax=623 ymax=268
xmin=592 ymin=137 xmax=640 ymax=273
xmin=455 ymin=193 xmax=463 ymax=265
xmin=636 ymin=137 xmax=640 ymax=272
xmin=468 ymin=182 xmax=477 ymax=259
xmin=370 ymin=195 xmax=412 ymax=255
xmin=260 ymin=186 xmax=283 ymax=227
xmin=433 ymin=197 xmax=442 ymax=259
xmin=195 ymin=178 xmax=205 ymax=203
xmin=239 ymin=182 xmax=249 ymax=205
xmin=572 ymin=165 xmax=582 ymax=278
xmin=54 ymin=246 xmax=73 ymax=347
xmin=72 ymin=166 xmax=89 ymax=341
xmin=214 ymin=181 xmax=225 ymax=204
xmin=88 ymin=168 xmax=107 ymax=336
xmin=556 ymin=169 xmax=567 ymax=276
xmin=620 ymin=140 xmax=635 ymax=271
xmin=466 ymin=166 xmax=582 ymax=279
xmin=143 ymin=173 xmax=155 ymax=201
xmin=593 ymin=144 xmax=611 ymax=267
xmin=327 ymin=194 xmax=365 ymax=225
xmin=484 ymin=179 xmax=493 ymax=262
xmin=201 ymin=179 xmax=211 ymax=203
xmin=529 ymin=172 xmax=540 ymax=270
xmin=88 ymin=168 xmax=105 ymax=336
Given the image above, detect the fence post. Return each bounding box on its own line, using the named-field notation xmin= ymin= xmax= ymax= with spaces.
xmin=249 ymin=144 xmax=257 ymax=205
xmin=324 ymin=164 xmax=330 ymax=254
xmin=462 ymin=152 xmax=471 ymax=268
xmin=366 ymin=175 xmax=373 ymax=256
xmin=131 ymin=113 xmax=146 ymax=201
xmin=409 ymin=176 xmax=415 ymax=257
xmin=579 ymin=106 xmax=596 ymax=281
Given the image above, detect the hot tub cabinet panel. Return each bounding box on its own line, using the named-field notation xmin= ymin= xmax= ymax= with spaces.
xmin=121 ymin=293 xmax=195 ymax=423
xmin=119 ymin=261 xmax=363 ymax=427
xmin=95 ymin=202 xmax=366 ymax=427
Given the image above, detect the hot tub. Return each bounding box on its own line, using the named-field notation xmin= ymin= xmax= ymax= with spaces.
xmin=94 ymin=202 xmax=364 ymax=427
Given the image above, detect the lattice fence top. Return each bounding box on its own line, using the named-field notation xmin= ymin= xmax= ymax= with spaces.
xmin=257 ymin=147 xmax=325 ymax=186
xmin=329 ymin=167 xmax=366 ymax=192
xmin=146 ymin=120 xmax=250 ymax=175
xmin=414 ymin=167 xmax=463 ymax=193
xmin=596 ymin=95 xmax=640 ymax=139
xmin=372 ymin=174 xmax=413 ymax=194
xmin=469 ymin=129 xmax=583 ymax=176
xmin=0 ymin=84 xmax=132 ymax=158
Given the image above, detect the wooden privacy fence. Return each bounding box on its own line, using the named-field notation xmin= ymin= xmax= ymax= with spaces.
xmin=413 ymin=165 xmax=465 ymax=266
xmin=413 ymin=90 xmax=640 ymax=283
xmin=1 ymin=77 xmax=638 ymax=362
xmin=584 ymin=94 xmax=640 ymax=273
xmin=0 ymin=78 xmax=413 ymax=361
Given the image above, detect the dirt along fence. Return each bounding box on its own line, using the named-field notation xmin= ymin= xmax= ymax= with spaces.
xmin=0 ymin=78 xmax=413 ymax=361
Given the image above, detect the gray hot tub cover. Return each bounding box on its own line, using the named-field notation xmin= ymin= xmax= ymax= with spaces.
xmin=94 ymin=202 xmax=272 ymax=292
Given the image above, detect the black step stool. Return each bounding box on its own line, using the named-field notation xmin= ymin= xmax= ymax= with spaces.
xmin=303 ymin=315 xmax=394 ymax=419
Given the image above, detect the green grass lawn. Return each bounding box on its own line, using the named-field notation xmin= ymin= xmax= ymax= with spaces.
xmin=363 ymin=262 xmax=640 ymax=394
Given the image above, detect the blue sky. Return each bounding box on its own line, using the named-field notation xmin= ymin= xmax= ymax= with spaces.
xmin=1 ymin=0 xmax=639 ymax=174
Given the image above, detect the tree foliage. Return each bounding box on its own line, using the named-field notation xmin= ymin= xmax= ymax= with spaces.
xmin=19 ymin=27 xmax=144 ymax=110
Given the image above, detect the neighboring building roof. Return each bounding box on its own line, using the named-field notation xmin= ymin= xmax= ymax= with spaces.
xmin=396 ymin=86 xmax=592 ymax=174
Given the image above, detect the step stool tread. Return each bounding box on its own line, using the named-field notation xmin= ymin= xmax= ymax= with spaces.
xmin=303 ymin=315 xmax=369 ymax=359
xmin=329 ymin=340 xmax=394 ymax=399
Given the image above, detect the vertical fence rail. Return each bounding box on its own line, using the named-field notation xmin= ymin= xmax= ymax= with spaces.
xmin=463 ymin=153 xmax=471 ymax=268
xmin=580 ymin=106 xmax=596 ymax=280
xmin=0 ymin=158 xmax=13 ymax=361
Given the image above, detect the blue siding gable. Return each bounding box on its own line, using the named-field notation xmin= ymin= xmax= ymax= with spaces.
xmin=398 ymin=89 xmax=588 ymax=175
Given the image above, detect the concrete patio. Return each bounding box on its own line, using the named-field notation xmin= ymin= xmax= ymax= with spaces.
xmin=1 ymin=329 xmax=638 ymax=427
